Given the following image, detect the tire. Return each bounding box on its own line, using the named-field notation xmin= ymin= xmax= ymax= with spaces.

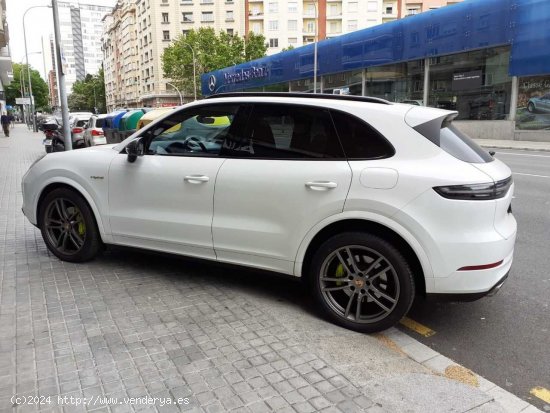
xmin=39 ymin=188 xmax=102 ymax=262
xmin=527 ymin=102 xmax=536 ymax=113
xmin=309 ymin=232 xmax=415 ymax=334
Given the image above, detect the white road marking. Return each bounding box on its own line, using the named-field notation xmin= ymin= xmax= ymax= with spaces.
xmin=495 ymin=152 xmax=550 ymax=158
xmin=513 ymin=172 xmax=550 ymax=179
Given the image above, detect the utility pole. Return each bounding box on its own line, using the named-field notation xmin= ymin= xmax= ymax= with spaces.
xmin=52 ymin=0 xmax=72 ymax=150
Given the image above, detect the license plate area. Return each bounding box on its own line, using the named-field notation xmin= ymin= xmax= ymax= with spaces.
xmin=44 ymin=139 xmax=52 ymax=146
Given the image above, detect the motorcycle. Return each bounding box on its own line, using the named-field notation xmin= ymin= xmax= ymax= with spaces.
xmin=42 ymin=122 xmax=65 ymax=153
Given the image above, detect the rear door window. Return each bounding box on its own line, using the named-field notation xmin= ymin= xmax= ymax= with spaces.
xmin=241 ymin=104 xmax=344 ymax=159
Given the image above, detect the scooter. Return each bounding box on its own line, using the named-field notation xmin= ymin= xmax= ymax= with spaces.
xmin=42 ymin=122 xmax=65 ymax=153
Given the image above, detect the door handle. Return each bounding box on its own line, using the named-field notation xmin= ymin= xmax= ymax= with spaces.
xmin=184 ymin=175 xmax=210 ymax=184
xmin=305 ymin=181 xmax=338 ymax=190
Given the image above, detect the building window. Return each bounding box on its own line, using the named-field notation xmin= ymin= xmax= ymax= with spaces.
xmin=288 ymin=20 xmax=297 ymax=31
xmin=201 ymin=11 xmax=214 ymax=22
xmin=348 ymin=20 xmax=357 ymax=31
xmin=163 ymin=30 xmax=170 ymax=40
xmin=407 ymin=7 xmax=419 ymax=15
xmin=288 ymin=1 xmax=297 ymax=13
xmin=182 ymin=12 xmax=193 ymax=22
xmin=226 ymin=10 xmax=234 ymax=21
xmin=162 ymin=12 xmax=169 ymax=23
xmin=182 ymin=30 xmax=189 ymax=37
xmin=306 ymin=21 xmax=315 ymax=33
xmin=367 ymin=1 xmax=378 ymax=12
xmin=268 ymin=20 xmax=278 ymax=31
xmin=269 ymin=38 xmax=278 ymax=48
xmin=288 ymin=37 xmax=297 ymax=44
xmin=268 ymin=2 xmax=278 ymax=13
xmin=427 ymin=46 xmax=512 ymax=120
xmin=227 ymin=28 xmax=234 ymax=35
xmin=349 ymin=2 xmax=358 ymax=12
xmin=385 ymin=5 xmax=393 ymax=14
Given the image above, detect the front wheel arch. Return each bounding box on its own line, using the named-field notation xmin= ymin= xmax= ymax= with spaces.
xmin=300 ymin=219 xmax=426 ymax=297
xmin=36 ymin=182 xmax=106 ymax=242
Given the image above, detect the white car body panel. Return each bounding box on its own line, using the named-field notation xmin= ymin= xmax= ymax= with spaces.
xmin=212 ymin=159 xmax=353 ymax=274
xmin=108 ymin=153 xmax=226 ymax=260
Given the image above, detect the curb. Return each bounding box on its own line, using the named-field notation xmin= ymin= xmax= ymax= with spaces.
xmin=382 ymin=327 xmax=543 ymax=413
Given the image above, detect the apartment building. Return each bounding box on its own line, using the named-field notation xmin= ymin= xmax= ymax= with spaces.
xmin=248 ymin=0 xmax=395 ymax=54
xmin=103 ymin=0 xmax=141 ymax=110
xmin=0 ymin=0 xmax=12 ymax=114
xmin=398 ymin=0 xmax=463 ymax=17
xmin=135 ymin=0 xmax=245 ymax=107
xmin=57 ymin=2 xmax=113 ymax=92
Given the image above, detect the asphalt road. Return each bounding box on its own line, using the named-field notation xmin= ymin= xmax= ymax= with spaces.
xmin=401 ymin=148 xmax=550 ymax=410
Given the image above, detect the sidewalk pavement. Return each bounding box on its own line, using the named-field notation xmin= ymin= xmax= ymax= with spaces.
xmin=0 ymin=125 xmax=543 ymax=413
xmin=474 ymin=139 xmax=550 ymax=152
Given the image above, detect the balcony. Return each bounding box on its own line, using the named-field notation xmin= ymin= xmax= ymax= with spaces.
xmin=248 ymin=10 xmax=264 ymax=19
xmin=326 ymin=13 xmax=342 ymax=19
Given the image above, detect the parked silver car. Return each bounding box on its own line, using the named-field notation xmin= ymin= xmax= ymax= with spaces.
xmin=83 ymin=114 xmax=108 ymax=147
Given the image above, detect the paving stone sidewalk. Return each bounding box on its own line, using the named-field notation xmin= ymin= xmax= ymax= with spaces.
xmin=0 ymin=125 xmax=525 ymax=413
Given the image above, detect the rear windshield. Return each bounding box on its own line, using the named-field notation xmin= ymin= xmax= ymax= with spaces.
xmin=76 ymin=120 xmax=87 ymax=127
xmin=414 ymin=118 xmax=493 ymax=163
xmin=440 ymin=124 xmax=493 ymax=163
xmin=95 ymin=118 xmax=105 ymax=128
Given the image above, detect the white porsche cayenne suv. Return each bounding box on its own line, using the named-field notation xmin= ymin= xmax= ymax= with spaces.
xmin=22 ymin=93 xmax=516 ymax=333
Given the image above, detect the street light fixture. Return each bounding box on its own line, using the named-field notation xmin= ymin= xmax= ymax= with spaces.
xmin=166 ymin=82 xmax=183 ymax=105
xmin=23 ymin=4 xmax=52 ymax=132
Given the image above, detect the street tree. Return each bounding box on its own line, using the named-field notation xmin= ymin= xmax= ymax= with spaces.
xmin=68 ymin=69 xmax=107 ymax=113
xmin=5 ymin=63 xmax=49 ymax=111
xmin=162 ymin=28 xmax=268 ymax=97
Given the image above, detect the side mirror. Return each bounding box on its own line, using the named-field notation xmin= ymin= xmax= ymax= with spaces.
xmin=126 ymin=138 xmax=144 ymax=163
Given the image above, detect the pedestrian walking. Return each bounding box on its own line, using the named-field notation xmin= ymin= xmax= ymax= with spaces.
xmin=1 ymin=113 xmax=10 ymax=137
xmin=8 ymin=112 xmax=15 ymax=129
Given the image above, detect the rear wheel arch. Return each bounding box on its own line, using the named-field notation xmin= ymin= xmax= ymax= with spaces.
xmin=300 ymin=219 xmax=426 ymax=297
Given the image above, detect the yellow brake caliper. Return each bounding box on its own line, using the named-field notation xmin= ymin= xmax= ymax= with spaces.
xmin=77 ymin=214 xmax=86 ymax=236
xmin=335 ymin=263 xmax=345 ymax=286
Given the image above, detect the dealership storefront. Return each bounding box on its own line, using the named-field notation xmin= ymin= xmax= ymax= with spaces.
xmin=201 ymin=0 xmax=550 ymax=141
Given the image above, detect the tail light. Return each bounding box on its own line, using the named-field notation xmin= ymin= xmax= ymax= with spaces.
xmin=434 ymin=176 xmax=512 ymax=200
xmin=91 ymin=129 xmax=104 ymax=136
xmin=72 ymin=127 xmax=83 ymax=134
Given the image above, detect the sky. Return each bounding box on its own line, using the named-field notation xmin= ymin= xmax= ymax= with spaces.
xmin=6 ymin=0 xmax=116 ymax=80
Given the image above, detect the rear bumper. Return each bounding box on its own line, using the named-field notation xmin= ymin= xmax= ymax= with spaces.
xmin=426 ymin=270 xmax=510 ymax=302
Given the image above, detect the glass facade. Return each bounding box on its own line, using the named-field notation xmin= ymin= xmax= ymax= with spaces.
xmin=516 ymin=75 xmax=550 ymax=130
xmin=323 ymin=70 xmax=363 ymax=96
xmin=238 ymin=46 xmax=520 ymax=124
xmin=428 ymin=47 xmax=512 ymax=120
xmin=366 ymin=61 xmax=424 ymax=104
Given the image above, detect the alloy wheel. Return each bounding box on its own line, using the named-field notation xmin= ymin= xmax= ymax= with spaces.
xmin=44 ymin=198 xmax=87 ymax=255
xmin=319 ymin=245 xmax=400 ymax=324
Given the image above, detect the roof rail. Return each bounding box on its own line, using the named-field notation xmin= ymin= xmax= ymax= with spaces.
xmin=205 ymin=92 xmax=391 ymax=105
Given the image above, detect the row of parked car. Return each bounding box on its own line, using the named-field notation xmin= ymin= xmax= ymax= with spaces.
xmin=86 ymin=107 xmax=176 ymax=147
xmin=39 ymin=107 xmax=178 ymax=150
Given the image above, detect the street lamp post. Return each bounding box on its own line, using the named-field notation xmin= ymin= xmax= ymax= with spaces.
xmin=23 ymin=5 xmax=51 ymax=132
xmin=183 ymin=43 xmax=197 ymax=100
xmin=166 ymin=82 xmax=183 ymax=105
xmin=312 ymin=1 xmax=319 ymax=94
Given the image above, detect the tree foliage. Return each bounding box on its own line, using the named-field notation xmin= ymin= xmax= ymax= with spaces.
xmin=68 ymin=68 xmax=107 ymax=113
xmin=162 ymin=29 xmax=268 ymax=97
xmin=5 ymin=63 xmax=49 ymax=111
